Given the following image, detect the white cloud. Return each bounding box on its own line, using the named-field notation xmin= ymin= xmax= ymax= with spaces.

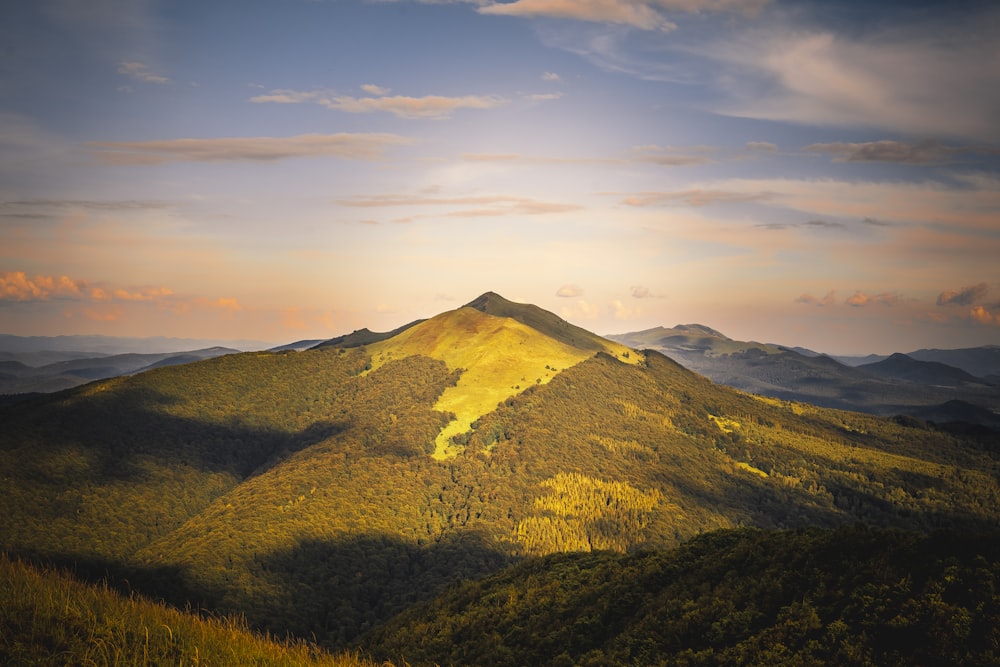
xmin=707 ymin=9 xmax=1000 ymax=141
xmin=361 ymin=83 xmax=392 ymax=96
xmin=542 ymin=71 xmax=560 ymax=81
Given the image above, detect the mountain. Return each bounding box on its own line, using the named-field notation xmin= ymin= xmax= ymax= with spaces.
xmin=3 ymin=292 xmax=1000 ymax=661
xmin=858 ymin=352 xmax=984 ymax=387
xmin=271 ymin=339 xmax=327 ymax=352
xmin=311 ymin=320 xmax=425 ymax=350
xmin=907 ymin=346 xmax=1000 ymax=378
xmin=609 ymin=325 xmax=1000 ymax=427
xmin=835 ymin=346 xmax=1000 ymax=378
xmin=0 ymin=346 xmax=240 ymax=395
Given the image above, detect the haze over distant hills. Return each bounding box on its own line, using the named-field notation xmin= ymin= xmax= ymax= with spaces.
xmin=3 ymin=292 xmax=1000 ymax=665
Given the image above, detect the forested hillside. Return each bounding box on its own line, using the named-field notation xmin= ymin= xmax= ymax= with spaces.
xmin=367 ymin=525 xmax=1000 ymax=666
xmin=2 ymin=294 xmax=999 ymax=660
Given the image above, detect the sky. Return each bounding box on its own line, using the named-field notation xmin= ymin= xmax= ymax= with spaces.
xmin=1 ymin=0 xmax=999 ymax=355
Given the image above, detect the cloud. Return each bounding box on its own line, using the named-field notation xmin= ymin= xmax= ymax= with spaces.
xmin=708 ymin=9 xmax=1000 ymax=141
xmin=845 ymin=291 xmax=900 ymax=307
xmin=526 ymin=92 xmax=563 ymax=102
xmin=968 ymin=305 xmax=999 ymax=326
xmin=804 ymin=140 xmax=951 ymax=165
xmin=761 ymin=219 xmax=849 ymax=232
xmin=1 ymin=199 xmax=172 ymax=211
xmin=335 ymin=193 xmax=581 ymax=217
xmin=556 ymin=284 xmax=584 ymax=297
xmin=703 ymin=176 xmax=1000 ymax=232
xmin=117 ymin=61 xmax=169 ymax=84
xmin=611 ymin=299 xmax=640 ymax=320
xmin=631 ymin=285 xmax=655 ymax=298
xmin=111 ymin=287 xmax=176 ymax=302
xmin=746 ymin=141 xmax=777 ymax=152
xmin=795 ymin=291 xmax=836 ymax=307
xmin=479 ymin=0 xmax=679 ymax=32
xmin=360 ymin=83 xmax=391 ymax=96
xmin=87 ymin=133 xmax=414 ymax=165
xmin=631 ymin=144 xmax=713 ymax=167
xmin=250 ymin=88 xmax=507 ymax=119
xmin=622 ymin=189 xmax=771 ymax=207
xmin=0 ymin=271 xmax=85 ymax=301
xmin=937 ymin=282 xmax=989 ymax=306
xmin=82 ymin=305 xmax=125 ymax=322
xmin=542 ymin=71 xmax=561 ymax=81
xmin=1 ymin=271 xmax=243 ymax=318
xmin=561 ymin=299 xmax=601 ymax=320
xmin=477 ymin=0 xmax=769 ymax=32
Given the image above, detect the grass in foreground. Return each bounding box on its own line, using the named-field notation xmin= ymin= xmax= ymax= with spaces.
xmin=0 ymin=553 xmax=387 ymax=667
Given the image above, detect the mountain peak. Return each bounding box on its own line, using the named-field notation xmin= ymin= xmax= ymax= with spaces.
xmin=464 ymin=291 xmax=513 ymax=310
xmin=671 ymin=323 xmax=730 ymax=340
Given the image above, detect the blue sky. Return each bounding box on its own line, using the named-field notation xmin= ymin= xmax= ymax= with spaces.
xmin=1 ymin=0 xmax=998 ymax=354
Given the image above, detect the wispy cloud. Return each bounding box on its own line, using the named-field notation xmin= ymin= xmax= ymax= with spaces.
xmin=746 ymin=141 xmax=777 ymax=153
xmin=335 ymin=193 xmax=581 ymax=217
xmin=708 ymin=8 xmax=1000 ymax=141
xmin=477 ymin=0 xmax=769 ymax=32
xmin=87 ymin=133 xmax=414 ymax=165
xmin=937 ymin=282 xmax=989 ymax=307
xmin=804 ymin=140 xmax=953 ymax=165
xmin=795 ymin=291 xmax=836 ymax=307
xmin=250 ymin=87 xmax=507 ymax=119
xmin=541 ymin=71 xmax=560 ymax=81
xmin=631 ymin=144 xmax=714 ymax=167
xmin=622 ymin=189 xmax=772 ymax=207
xmin=757 ymin=219 xmax=847 ymax=232
xmin=117 ymin=61 xmax=169 ymax=84
xmin=845 ymin=291 xmax=900 ymax=307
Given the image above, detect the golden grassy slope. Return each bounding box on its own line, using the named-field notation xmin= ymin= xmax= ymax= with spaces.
xmin=365 ymin=306 xmax=633 ymax=459
xmin=0 ymin=554 xmax=385 ymax=667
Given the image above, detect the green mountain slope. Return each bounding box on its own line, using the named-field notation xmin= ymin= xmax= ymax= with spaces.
xmin=366 ymin=525 xmax=1000 ymax=667
xmin=2 ymin=292 xmax=999 ymax=655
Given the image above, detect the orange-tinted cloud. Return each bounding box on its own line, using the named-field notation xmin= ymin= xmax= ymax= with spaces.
xmin=0 ymin=271 xmax=85 ymax=301
xmin=968 ymin=306 xmax=998 ymax=326
xmin=845 ymin=291 xmax=900 ymax=307
xmin=795 ymin=291 xmax=836 ymax=307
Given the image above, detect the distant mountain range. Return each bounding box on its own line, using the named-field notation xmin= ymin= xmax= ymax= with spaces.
xmin=0 ymin=347 xmax=241 ymax=396
xmin=608 ymin=325 xmax=1000 ymax=430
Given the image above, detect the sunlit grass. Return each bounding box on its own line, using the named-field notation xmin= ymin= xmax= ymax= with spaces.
xmin=0 ymin=553 xmax=389 ymax=666
xmin=367 ymin=307 xmax=601 ymax=459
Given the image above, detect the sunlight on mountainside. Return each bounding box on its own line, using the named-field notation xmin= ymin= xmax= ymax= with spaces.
xmin=366 ymin=307 xmax=598 ymax=458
